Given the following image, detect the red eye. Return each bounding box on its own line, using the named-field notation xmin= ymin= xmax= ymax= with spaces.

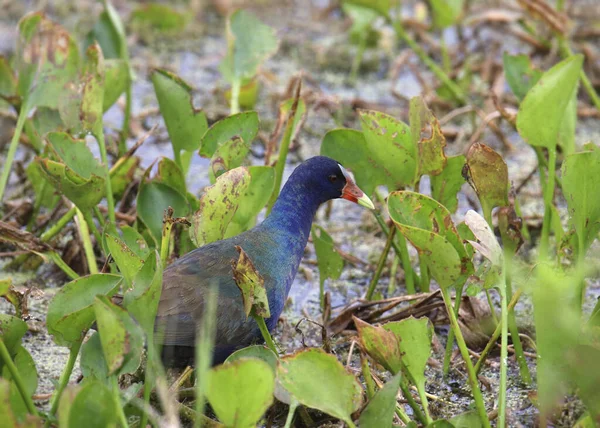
xmin=328 ymin=175 xmax=338 ymax=183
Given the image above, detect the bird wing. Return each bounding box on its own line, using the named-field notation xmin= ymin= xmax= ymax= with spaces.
xmin=154 ymin=235 xmax=274 ymax=349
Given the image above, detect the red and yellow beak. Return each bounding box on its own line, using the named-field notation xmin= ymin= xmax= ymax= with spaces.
xmin=339 ymin=165 xmax=375 ymax=210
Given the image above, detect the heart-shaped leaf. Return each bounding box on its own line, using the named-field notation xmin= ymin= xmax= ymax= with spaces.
xmin=430 ymin=154 xmax=465 ymax=213
xmin=277 ymin=348 xmax=363 ymax=426
xmin=207 ymin=358 xmax=274 ymax=427
xmin=0 ymin=315 xmax=28 ymax=354
xmin=199 ymin=111 xmax=259 ymax=158
xmin=105 ymin=233 xmax=144 ymax=287
xmin=0 ymin=346 xmax=38 ymax=422
xmin=224 ymin=346 xmax=278 ymax=372
xmin=209 ymin=136 xmax=250 ymax=183
xmin=354 ymin=317 xmax=402 ymax=374
xmin=358 ymin=372 xmax=402 ymax=428
xmin=47 ymin=274 xmax=122 ymax=347
xmin=219 ymin=10 xmax=278 ymax=83
xmin=60 ymin=380 xmax=117 ymax=428
xmin=151 ymin=68 xmax=208 ymax=159
xmin=190 ymin=167 xmax=250 ymax=247
xmin=516 ymin=55 xmax=583 ymax=149
xmin=503 ymin=53 xmax=542 ymax=101
xmin=409 ymin=96 xmax=447 ymax=178
xmin=562 ymin=149 xmax=600 ymax=256
xmin=93 ymin=295 xmax=143 ymax=376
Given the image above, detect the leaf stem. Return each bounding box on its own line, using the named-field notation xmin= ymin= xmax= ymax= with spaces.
xmin=283 ymin=400 xmax=299 ymax=428
xmin=366 ymin=227 xmax=395 ymax=300
xmin=47 ymin=252 xmax=79 ymax=280
xmin=442 ymin=283 xmax=464 ymax=377
xmin=539 ymin=148 xmax=556 ymax=260
xmin=474 ymin=289 xmax=523 ymax=374
xmin=195 ymin=286 xmax=218 ymax=428
xmin=230 ymin=79 xmax=241 ymax=115
xmin=41 ymin=207 xmax=77 ymax=241
xmin=349 ymin=29 xmax=368 ymax=85
xmin=112 ymin=376 xmax=129 ymax=428
xmin=372 ymin=208 xmax=417 ymax=294
xmin=77 ymin=209 xmax=98 ymax=274
xmin=254 ymin=315 xmax=278 ymax=356
xmin=418 ymin=256 xmax=430 ymax=292
xmin=0 ymin=101 xmax=29 ymax=204
xmin=49 ymin=339 xmax=83 ymax=417
xmin=387 ymin=255 xmax=399 ymax=294
xmin=95 ymin=130 xmax=116 ymax=226
xmin=161 ymin=220 xmax=174 ymax=266
xmin=0 ymin=338 xmax=38 ymax=417
xmin=498 ymin=276 xmax=508 ymax=427
xmin=440 ymin=286 xmax=491 ymax=427
xmin=360 ymin=351 xmax=376 ymax=399
xmin=400 ymin=380 xmax=426 ymax=425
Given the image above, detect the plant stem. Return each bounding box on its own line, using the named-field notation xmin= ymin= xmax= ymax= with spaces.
xmin=139 ymin=342 xmax=154 ymax=428
xmin=498 ymin=277 xmax=508 ymax=428
xmin=254 ymin=315 xmax=278 ymax=356
xmin=283 ymin=400 xmax=299 ymax=428
xmin=395 ymin=406 xmax=411 ymax=425
xmin=474 ymin=289 xmax=523 ymax=375
xmin=365 ymin=227 xmax=395 ymax=300
xmin=49 ymin=339 xmax=82 ymax=417
xmin=539 ymin=147 xmax=557 ymax=260
xmin=484 ymin=289 xmax=499 ymax=325
xmin=112 ymin=376 xmax=129 ymax=428
xmin=440 ymin=286 xmax=491 ymax=427
xmin=83 ymin=209 xmax=103 ymax=246
xmin=230 ymin=79 xmax=241 ymax=115
xmin=418 ymin=256 xmax=430 ymax=292
xmin=266 ymin=90 xmax=301 ymax=215
xmin=120 ymin=77 xmax=132 ymax=156
xmin=372 ymin=208 xmax=416 ymax=293
xmin=418 ymin=385 xmax=433 ymax=424
xmin=442 ymin=283 xmax=464 ymax=377
xmin=387 ymin=256 xmax=399 ymax=294
xmin=95 ymin=131 xmax=116 ymax=226
xmin=388 ymin=18 xmax=466 ymax=105
xmin=400 ymin=380 xmax=426 ymax=425
xmin=77 ymin=209 xmax=98 ymax=274
xmin=161 ymin=220 xmax=174 ymax=266
xmin=0 ymin=338 xmax=38 ymax=416
xmin=47 ymin=252 xmax=79 ymax=280
xmin=0 ymin=101 xmax=29 ymax=204
xmin=360 ymin=351 xmax=376 ymax=399
xmin=41 ymin=207 xmax=77 ymax=241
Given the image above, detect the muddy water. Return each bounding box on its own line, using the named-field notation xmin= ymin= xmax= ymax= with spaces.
xmin=1 ymin=1 xmax=600 ymax=425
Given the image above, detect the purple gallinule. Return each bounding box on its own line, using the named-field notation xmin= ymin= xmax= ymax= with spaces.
xmin=157 ymin=156 xmax=374 ymax=366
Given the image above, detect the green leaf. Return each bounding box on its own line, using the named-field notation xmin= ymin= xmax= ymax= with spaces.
xmin=25 ymin=161 xmax=60 ymax=210
xmin=156 ymin=157 xmax=188 ymax=196
xmin=450 ymin=410 xmax=483 ymax=427
xmin=388 ymin=191 xmax=471 ymax=287
xmin=359 ymin=109 xmax=417 ymax=189
xmin=130 ymin=3 xmax=189 ymax=32
xmin=46 ymin=274 xmax=122 ymax=347
xmin=409 ymin=96 xmax=447 ymax=178
xmin=120 ymin=225 xmax=150 ymax=259
xmin=0 ymin=378 xmax=42 ymax=427
xmin=199 ymin=111 xmax=259 ymax=158
xmin=0 ymin=56 xmax=17 ymax=106
xmin=342 ymin=0 xmax=393 ymax=17
xmin=103 ymin=59 xmax=128 ymax=111
xmin=354 ymin=317 xmax=402 ymax=374
xmin=87 ymin=2 xmax=125 ymax=59
xmin=0 ymin=315 xmax=28 ymax=354
xmin=151 ymin=68 xmax=208 ymax=155
xmin=429 ymin=0 xmax=464 ymax=28
xmin=226 ymin=166 xmax=275 ymax=236
xmin=464 ymin=142 xmax=509 ymax=216
xmin=219 ymin=10 xmax=278 ymax=83
xmin=343 ymin=3 xmax=379 ymax=36
xmin=122 ymin=251 xmax=163 ymax=334
xmin=109 ymin=155 xmax=139 ymax=199
xmin=59 ymin=43 xmax=105 ymax=134
xmin=62 ymin=380 xmax=117 ymax=428
xmin=45 ymin=132 xmax=105 ymax=179
xmin=137 ymin=181 xmax=190 ymax=246
xmin=190 ymin=167 xmax=250 ymax=247
xmin=359 ymin=372 xmax=402 ymax=428
xmin=209 ymin=136 xmax=250 ymax=183
xmin=321 ymin=129 xmax=386 ymax=196
xmin=277 ymin=348 xmax=363 ymax=426
xmin=0 ymin=346 xmax=38 ymax=423
xmin=384 ymin=317 xmax=432 ymax=399
xmin=516 ymin=55 xmax=583 ymax=149
xmin=503 ymin=53 xmax=543 ymax=102
xmin=430 ymin=154 xmax=465 ymax=212
xmin=557 ymin=90 xmax=577 ymax=156
xmin=80 ymin=332 xmax=108 ymax=382
xmin=232 ymin=246 xmax=270 ymax=318
xmin=224 ymin=346 xmax=278 ymax=372
xmin=312 ymin=226 xmax=344 ymax=297
xmin=105 ymin=233 xmax=144 ymax=287
xmin=93 ymin=295 xmax=143 ymax=376
xmin=207 ymin=358 xmax=274 ymax=427
xmin=17 ymin=12 xmax=80 ymax=111
xmin=562 ymin=149 xmax=600 ymax=255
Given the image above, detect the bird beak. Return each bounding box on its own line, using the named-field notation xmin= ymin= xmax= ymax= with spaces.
xmin=340 ymin=174 xmax=375 ymax=210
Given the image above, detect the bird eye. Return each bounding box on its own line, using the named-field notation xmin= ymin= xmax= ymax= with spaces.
xmin=328 ymin=175 xmax=338 ymax=183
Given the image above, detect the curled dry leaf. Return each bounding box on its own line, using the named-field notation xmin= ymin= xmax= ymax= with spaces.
xmin=464 ymin=210 xmax=503 ymax=267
